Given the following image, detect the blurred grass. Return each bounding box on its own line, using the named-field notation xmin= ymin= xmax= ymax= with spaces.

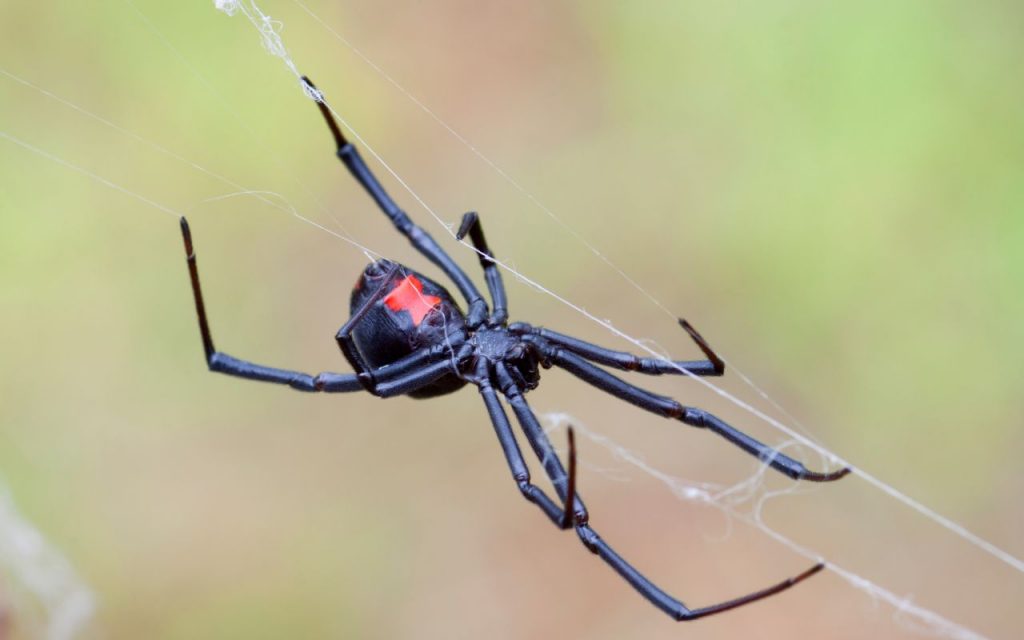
xmin=1 ymin=1 xmax=1022 ymax=638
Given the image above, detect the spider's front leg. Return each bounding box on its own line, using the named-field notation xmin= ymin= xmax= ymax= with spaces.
xmin=302 ymin=76 xmax=489 ymax=328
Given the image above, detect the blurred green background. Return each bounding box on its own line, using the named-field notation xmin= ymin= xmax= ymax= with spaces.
xmin=1 ymin=1 xmax=1022 ymax=638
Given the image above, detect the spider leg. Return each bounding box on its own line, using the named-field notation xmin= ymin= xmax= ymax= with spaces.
xmin=373 ymin=343 xmax=473 ymax=398
xmin=525 ymin=336 xmax=850 ymax=482
xmin=492 ymin=362 xmax=825 ymax=620
xmin=559 ymin=425 xmax=578 ymax=529
xmin=303 ymin=76 xmax=488 ymax=327
xmin=456 ymin=212 xmax=508 ymax=326
xmin=495 ymin=363 xmax=587 ymax=516
xmin=582 ymin=538 xmax=825 ymax=621
xmin=513 ymin=318 xmax=723 ymax=377
xmin=473 ymin=360 xmax=571 ymax=528
xmin=360 ymin=338 xmax=468 ymax=388
xmin=180 ymin=216 xmax=454 ymax=395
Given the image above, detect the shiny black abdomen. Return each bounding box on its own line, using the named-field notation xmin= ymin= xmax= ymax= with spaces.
xmin=348 ymin=260 xmax=468 ymax=398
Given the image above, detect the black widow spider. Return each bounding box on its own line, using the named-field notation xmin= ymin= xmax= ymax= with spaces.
xmin=178 ymin=75 xmax=851 ymax=622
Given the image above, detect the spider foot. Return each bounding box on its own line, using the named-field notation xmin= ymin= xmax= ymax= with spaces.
xmin=455 ymin=212 xmax=479 ymax=240
xmin=302 ymin=75 xmax=349 ymax=151
xmin=677 ymin=318 xmax=724 ymax=375
xmin=179 ymin=216 xmax=195 ymax=257
xmin=797 ymin=465 xmax=853 ymax=482
xmin=683 ymin=409 xmax=852 ymax=483
xmin=674 ymin=562 xmax=826 ymax=621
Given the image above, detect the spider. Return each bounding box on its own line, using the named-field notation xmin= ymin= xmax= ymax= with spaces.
xmin=177 ymin=75 xmax=850 ymax=621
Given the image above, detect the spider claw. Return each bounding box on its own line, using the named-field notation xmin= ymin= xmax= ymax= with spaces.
xmin=678 ymin=318 xmax=725 ymax=375
xmin=180 ymin=216 xmax=194 ymax=257
xmin=455 ymin=212 xmax=479 ymax=241
xmin=793 ymin=562 xmax=826 ymax=583
xmin=303 ymin=76 xmax=349 ymax=150
xmin=800 ymin=466 xmax=853 ymax=482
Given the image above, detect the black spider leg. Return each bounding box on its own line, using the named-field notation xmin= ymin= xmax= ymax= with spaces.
xmin=491 ymin=362 xmax=825 ymax=621
xmin=559 ymin=425 xmax=578 ymax=529
xmin=472 ymin=359 xmax=571 ymax=528
xmin=494 ymin=365 xmax=586 ymax=516
xmin=456 ymin=212 xmax=508 ymax=326
xmin=524 ymin=335 xmax=850 ymax=482
xmin=511 ymin=318 xmax=724 ymax=377
xmin=376 ymin=345 xmax=473 ymax=397
xmin=180 ymin=216 xmax=463 ymax=396
xmin=303 ymin=76 xmax=488 ymax=328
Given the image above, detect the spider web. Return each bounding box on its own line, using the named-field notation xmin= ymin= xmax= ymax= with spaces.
xmin=0 ymin=1 xmax=1020 ymax=638
xmin=0 ymin=487 xmax=93 ymax=640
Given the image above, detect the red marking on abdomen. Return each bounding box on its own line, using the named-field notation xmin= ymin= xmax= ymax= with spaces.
xmin=384 ymin=275 xmax=441 ymax=326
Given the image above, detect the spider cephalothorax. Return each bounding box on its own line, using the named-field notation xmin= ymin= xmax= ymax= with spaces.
xmin=178 ymin=75 xmax=850 ymax=622
xmin=472 ymin=327 xmax=542 ymax=391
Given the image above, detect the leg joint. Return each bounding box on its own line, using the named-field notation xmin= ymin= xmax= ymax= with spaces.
xmin=574 ymin=524 xmax=601 ymax=553
xmin=517 ymin=479 xmax=539 ymax=501
xmin=679 ymin=406 xmax=705 ymax=425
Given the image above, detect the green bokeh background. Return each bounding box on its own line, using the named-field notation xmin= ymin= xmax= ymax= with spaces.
xmin=1 ymin=1 xmax=1021 ymax=638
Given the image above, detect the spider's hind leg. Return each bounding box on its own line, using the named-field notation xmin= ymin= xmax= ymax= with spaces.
xmin=474 ymin=361 xmax=577 ymax=529
xmin=575 ymin=526 xmax=826 ymax=621
xmin=492 ymin=362 xmax=826 ymax=621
